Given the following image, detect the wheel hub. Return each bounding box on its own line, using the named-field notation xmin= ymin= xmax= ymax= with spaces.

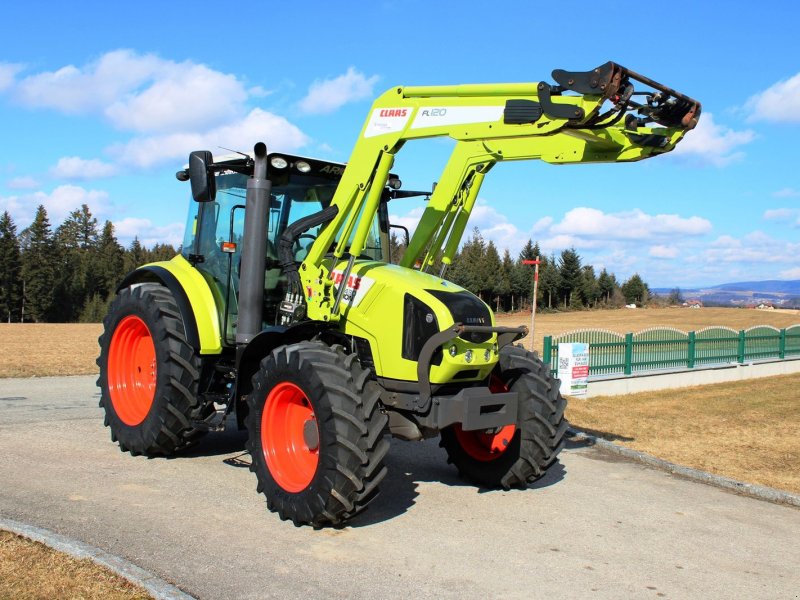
xmin=261 ymin=381 xmax=320 ymax=493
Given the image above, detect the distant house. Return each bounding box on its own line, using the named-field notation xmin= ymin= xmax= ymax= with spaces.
xmin=683 ymin=299 xmax=703 ymax=309
xmin=756 ymin=302 xmax=775 ymax=310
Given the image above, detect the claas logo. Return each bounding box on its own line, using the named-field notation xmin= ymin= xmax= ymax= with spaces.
xmin=378 ymin=108 xmax=408 ymax=117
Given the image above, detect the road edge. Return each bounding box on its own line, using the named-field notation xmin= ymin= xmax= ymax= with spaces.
xmin=0 ymin=517 xmax=195 ymax=600
xmin=569 ymin=428 xmax=800 ymax=508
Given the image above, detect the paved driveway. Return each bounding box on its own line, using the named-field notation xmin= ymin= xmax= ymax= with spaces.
xmin=1 ymin=376 xmax=798 ymax=599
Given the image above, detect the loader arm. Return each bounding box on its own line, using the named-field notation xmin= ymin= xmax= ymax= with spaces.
xmin=299 ymin=61 xmax=701 ymax=322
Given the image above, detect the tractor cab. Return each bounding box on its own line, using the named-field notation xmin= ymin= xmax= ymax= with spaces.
xmin=179 ymin=152 xmax=391 ymax=344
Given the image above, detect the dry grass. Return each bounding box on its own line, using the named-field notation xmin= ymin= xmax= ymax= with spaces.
xmin=566 ymin=373 xmax=800 ymax=494
xmin=496 ymin=306 xmax=800 ymax=354
xmin=0 ymin=531 xmax=152 ymax=600
xmin=2 ymin=308 xmax=795 ymax=379
xmin=0 ymin=323 xmax=102 ymax=378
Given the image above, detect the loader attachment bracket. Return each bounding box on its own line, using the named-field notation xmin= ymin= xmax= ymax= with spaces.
xmin=553 ymin=61 xmax=701 ymax=130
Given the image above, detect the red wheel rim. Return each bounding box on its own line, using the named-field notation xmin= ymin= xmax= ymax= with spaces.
xmin=261 ymin=381 xmax=319 ymax=493
xmin=108 ymin=315 xmax=157 ymax=426
xmin=454 ymin=374 xmax=516 ymax=462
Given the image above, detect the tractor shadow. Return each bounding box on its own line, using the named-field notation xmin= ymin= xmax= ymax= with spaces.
xmin=347 ymin=437 xmax=567 ymax=528
xmin=178 ymin=429 xmax=567 ymax=528
xmin=181 ymin=427 xmax=249 ymax=459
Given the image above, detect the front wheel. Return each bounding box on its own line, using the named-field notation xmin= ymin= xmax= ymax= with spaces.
xmin=440 ymin=345 xmax=568 ymax=489
xmin=245 ymin=341 xmax=389 ymax=527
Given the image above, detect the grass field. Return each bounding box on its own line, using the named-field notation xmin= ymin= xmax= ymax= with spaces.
xmin=566 ymin=374 xmax=800 ymax=494
xmin=2 ymin=308 xmax=797 ymax=378
xmin=0 ymin=531 xmax=151 ymax=600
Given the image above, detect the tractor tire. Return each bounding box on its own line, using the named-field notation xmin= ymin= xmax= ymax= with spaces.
xmin=245 ymin=341 xmax=389 ymax=527
xmin=440 ymin=345 xmax=568 ymax=489
xmin=97 ymin=283 xmax=209 ymax=456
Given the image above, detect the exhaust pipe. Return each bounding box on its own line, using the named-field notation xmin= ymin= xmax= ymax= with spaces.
xmin=236 ymin=142 xmax=271 ymax=344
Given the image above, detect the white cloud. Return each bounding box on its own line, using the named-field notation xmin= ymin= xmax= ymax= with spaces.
xmin=388 ymin=206 xmax=425 ymax=238
xmin=746 ymin=72 xmax=800 ymax=124
xmin=0 ymin=185 xmax=110 ymax=228
xmin=704 ymin=231 xmax=800 ymax=264
xmin=774 ymin=187 xmax=800 ymax=198
xmin=0 ymin=62 xmax=23 ymax=92
xmin=548 ymin=207 xmax=711 ymax=240
xmin=649 ymin=245 xmax=679 ymax=259
xmin=114 ymin=217 xmax=184 ymax=248
xmin=532 ymin=216 xmax=553 ymax=232
xmin=763 ymin=208 xmax=800 ymax=227
xmin=672 ymin=112 xmax=754 ymax=166
xmin=6 ymin=176 xmax=40 ymax=190
xmin=51 ymin=156 xmax=118 ymax=179
xmin=111 ymin=108 xmax=309 ymax=168
xmin=780 ymin=267 xmax=800 ymax=279
xmin=105 ymin=63 xmax=247 ymax=133
xmin=13 ymin=49 xmax=249 ymax=133
xmin=14 ymin=50 xmax=163 ymax=114
xmin=298 ymin=67 xmax=379 ymax=114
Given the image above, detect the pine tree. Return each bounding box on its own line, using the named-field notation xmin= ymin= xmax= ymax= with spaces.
xmin=53 ymin=204 xmax=100 ymax=321
xmin=621 ymin=273 xmax=649 ymax=305
xmin=597 ymin=269 xmax=615 ymax=304
xmin=579 ymin=265 xmax=600 ymax=308
xmin=0 ymin=211 xmax=22 ymax=322
xmin=539 ymin=253 xmax=559 ymax=309
xmin=499 ymin=249 xmax=514 ymax=311
xmin=448 ymin=227 xmax=486 ymax=297
xmin=557 ymin=248 xmax=582 ymax=309
xmin=481 ymin=240 xmax=502 ymax=309
xmin=95 ymin=221 xmax=125 ymax=298
xmin=389 ymin=231 xmax=406 ymax=264
xmin=20 ymin=205 xmax=57 ymax=322
xmin=123 ymin=237 xmax=146 ymax=273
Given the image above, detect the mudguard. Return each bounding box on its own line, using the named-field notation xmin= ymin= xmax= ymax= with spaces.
xmin=116 ymin=254 xmax=223 ymax=355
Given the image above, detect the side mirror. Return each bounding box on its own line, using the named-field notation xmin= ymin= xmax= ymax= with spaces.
xmin=188 ymin=150 xmax=216 ymax=202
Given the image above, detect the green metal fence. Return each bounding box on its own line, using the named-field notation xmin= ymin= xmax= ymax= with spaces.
xmin=542 ymin=324 xmax=800 ymax=378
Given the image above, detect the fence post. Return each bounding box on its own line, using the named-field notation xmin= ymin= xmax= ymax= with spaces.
xmin=779 ymin=329 xmax=786 ymax=359
xmin=543 ymin=336 xmax=552 ymax=375
xmin=624 ymin=332 xmax=633 ymax=375
xmin=688 ymin=331 xmax=696 ymax=369
xmin=737 ymin=329 xmax=746 ymax=363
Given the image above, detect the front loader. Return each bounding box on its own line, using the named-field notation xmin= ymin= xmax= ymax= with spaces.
xmin=97 ymin=62 xmax=700 ymax=526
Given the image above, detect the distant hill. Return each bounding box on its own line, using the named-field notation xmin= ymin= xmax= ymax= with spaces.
xmin=652 ymin=280 xmax=800 ymax=307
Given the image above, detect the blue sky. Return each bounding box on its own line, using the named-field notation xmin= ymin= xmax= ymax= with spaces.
xmin=1 ymin=0 xmax=799 ymax=288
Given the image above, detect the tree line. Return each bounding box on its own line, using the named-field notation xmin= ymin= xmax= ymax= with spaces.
xmin=0 ymin=205 xmax=175 ymax=323
xmin=0 ymin=206 xmax=651 ymax=323
xmin=392 ymin=228 xmax=650 ymax=313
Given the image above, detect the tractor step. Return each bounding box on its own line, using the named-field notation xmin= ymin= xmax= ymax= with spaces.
xmin=192 ymin=409 xmax=228 ymax=432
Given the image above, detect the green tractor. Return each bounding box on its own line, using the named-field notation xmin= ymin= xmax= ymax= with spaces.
xmin=97 ymin=62 xmax=700 ymax=526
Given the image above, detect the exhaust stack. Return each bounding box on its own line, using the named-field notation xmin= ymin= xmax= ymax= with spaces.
xmin=236 ymin=142 xmax=271 ymax=344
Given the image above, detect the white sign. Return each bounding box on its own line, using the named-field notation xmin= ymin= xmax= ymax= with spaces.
xmin=557 ymin=342 xmax=590 ymax=396
xmin=410 ymin=105 xmax=504 ymax=130
xmin=363 ymin=107 xmax=412 ymax=138
xmin=330 ymin=270 xmax=376 ymax=308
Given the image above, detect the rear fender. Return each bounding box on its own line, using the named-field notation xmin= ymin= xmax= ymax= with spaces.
xmin=117 ymin=255 xmax=223 ymax=355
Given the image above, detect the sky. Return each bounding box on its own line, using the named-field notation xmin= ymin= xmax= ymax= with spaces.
xmin=1 ymin=0 xmax=799 ymax=288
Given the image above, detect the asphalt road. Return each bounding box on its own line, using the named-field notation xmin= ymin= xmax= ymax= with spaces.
xmin=1 ymin=376 xmax=798 ymax=600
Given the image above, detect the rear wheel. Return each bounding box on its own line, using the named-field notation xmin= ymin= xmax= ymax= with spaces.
xmin=246 ymin=341 xmax=389 ymax=527
xmin=440 ymin=345 xmax=568 ymax=489
xmin=97 ymin=284 xmax=209 ymax=456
